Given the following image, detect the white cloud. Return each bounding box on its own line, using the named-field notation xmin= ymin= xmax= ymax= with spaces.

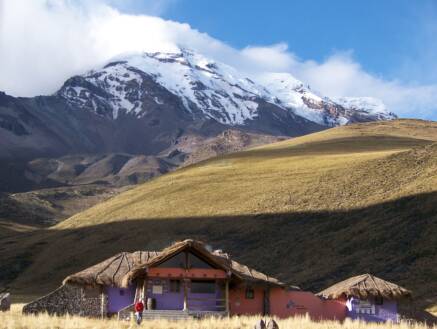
xmin=290 ymin=52 xmax=437 ymax=119
xmin=0 ymin=0 xmax=237 ymax=95
xmin=240 ymin=43 xmax=296 ymax=72
xmin=0 ymin=0 xmax=436 ymax=120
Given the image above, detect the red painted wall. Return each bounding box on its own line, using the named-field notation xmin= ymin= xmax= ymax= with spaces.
xmin=229 ymin=286 xmax=347 ymax=320
xmin=269 ymin=289 xmax=347 ymax=320
xmin=229 ymin=286 xmax=264 ymax=315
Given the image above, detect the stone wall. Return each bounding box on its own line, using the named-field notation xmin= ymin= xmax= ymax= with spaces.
xmin=22 ymin=284 xmax=108 ymax=318
xmin=0 ymin=292 xmax=11 ymax=311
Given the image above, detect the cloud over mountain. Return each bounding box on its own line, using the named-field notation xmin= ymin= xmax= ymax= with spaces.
xmin=0 ymin=0 xmax=436 ymax=119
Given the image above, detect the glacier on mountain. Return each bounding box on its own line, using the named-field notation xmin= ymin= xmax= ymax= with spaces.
xmin=58 ymin=48 xmax=396 ymax=126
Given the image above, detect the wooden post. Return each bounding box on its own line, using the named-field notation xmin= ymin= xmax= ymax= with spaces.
xmin=142 ymin=278 xmax=147 ymax=303
xmin=134 ymin=279 xmax=142 ymax=302
xmin=225 ymin=279 xmax=230 ymax=315
xmin=183 ymin=279 xmax=188 ymax=311
xmin=183 ymin=251 xmax=188 ymax=312
xmin=263 ymin=286 xmax=270 ymax=316
xmin=100 ymin=288 xmax=106 ymax=319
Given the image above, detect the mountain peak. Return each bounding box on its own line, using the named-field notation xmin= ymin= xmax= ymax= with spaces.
xmin=57 ymin=49 xmax=396 ymax=126
xmin=334 ymin=96 xmax=394 ymax=117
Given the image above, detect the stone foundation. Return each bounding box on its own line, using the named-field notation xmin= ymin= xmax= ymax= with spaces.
xmin=0 ymin=292 xmax=11 ymax=311
xmin=22 ymin=284 xmax=107 ymax=317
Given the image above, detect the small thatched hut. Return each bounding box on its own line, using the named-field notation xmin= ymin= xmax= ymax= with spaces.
xmin=22 ymin=251 xmax=160 ymax=317
xmin=317 ymin=274 xmax=411 ymax=322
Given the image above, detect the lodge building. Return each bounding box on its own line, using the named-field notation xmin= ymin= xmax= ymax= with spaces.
xmin=23 ymin=239 xmax=410 ymax=322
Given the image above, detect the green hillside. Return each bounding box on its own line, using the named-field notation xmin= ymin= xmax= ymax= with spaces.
xmin=2 ymin=119 xmax=436 ymax=316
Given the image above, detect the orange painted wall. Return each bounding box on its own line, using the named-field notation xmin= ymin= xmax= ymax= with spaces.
xmin=228 ymin=286 xmax=346 ymax=320
xmin=269 ymin=289 xmax=347 ymax=320
xmin=229 ymin=286 xmax=264 ymax=315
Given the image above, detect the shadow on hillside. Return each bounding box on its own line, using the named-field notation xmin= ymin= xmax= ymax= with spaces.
xmin=1 ymin=191 xmax=436 ymax=321
xmin=223 ymin=135 xmax=433 ymax=160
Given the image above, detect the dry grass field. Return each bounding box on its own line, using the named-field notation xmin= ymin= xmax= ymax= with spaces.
xmin=1 ymin=304 xmax=436 ymax=329
xmin=1 ymin=119 xmax=436 ymax=319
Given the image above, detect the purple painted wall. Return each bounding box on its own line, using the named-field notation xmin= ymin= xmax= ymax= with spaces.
xmin=106 ymin=285 xmax=136 ymax=313
xmin=346 ymin=297 xmax=398 ymax=322
xmin=145 ymin=278 xmax=223 ymax=311
xmin=146 ymin=278 xmax=184 ymax=310
xmin=187 ymin=281 xmax=223 ymax=311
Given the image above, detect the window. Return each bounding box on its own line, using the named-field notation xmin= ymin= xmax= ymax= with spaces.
xmin=245 ymin=287 xmax=255 ymax=299
xmin=190 ymin=280 xmax=216 ymax=294
xmin=354 ymin=299 xmax=376 ymax=314
xmin=152 ymin=285 xmax=163 ymax=295
xmin=374 ymin=296 xmax=383 ymax=305
xmin=169 ymin=280 xmax=181 ymax=293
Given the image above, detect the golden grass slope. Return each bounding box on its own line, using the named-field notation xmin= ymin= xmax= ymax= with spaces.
xmin=60 ymin=119 xmax=437 ymax=227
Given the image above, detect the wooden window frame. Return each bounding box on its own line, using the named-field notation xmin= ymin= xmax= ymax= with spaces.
xmin=245 ymin=287 xmax=255 ymax=299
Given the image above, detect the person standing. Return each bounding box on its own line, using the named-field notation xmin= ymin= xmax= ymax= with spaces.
xmin=134 ymin=298 xmax=144 ymax=325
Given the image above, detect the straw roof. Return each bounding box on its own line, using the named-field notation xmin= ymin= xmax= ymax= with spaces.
xmin=227 ymin=259 xmax=293 ymax=288
xmin=121 ymin=239 xmax=288 ymax=288
xmin=317 ymin=274 xmax=412 ymax=300
xmin=63 ymin=240 xmax=291 ymax=289
xmin=63 ymin=251 xmax=160 ymax=287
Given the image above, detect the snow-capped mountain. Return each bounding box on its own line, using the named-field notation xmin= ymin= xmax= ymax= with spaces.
xmin=333 ymin=96 xmax=394 ymax=121
xmin=58 ymin=49 xmax=266 ymax=125
xmin=58 ymin=48 xmax=396 ymax=128
xmin=0 ymin=48 xmax=397 ymax=192
xmin=259 ymin=73 xmax=396 ymax=126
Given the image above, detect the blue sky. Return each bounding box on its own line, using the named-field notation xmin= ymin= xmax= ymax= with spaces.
xmin=1 ymin=0 xmax=436 ymax=119
xmin=114 ymin=0 xmax=437 ymax=85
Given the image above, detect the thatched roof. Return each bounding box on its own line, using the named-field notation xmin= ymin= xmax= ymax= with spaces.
xmin=317 ymin=274 xmax=412 ymax=300
xmin=63 ymin=251 xmax=159 ymax=287
xmin=227 ymin=259 xmax=292 ymax=288
xmin=121 ymin=239 xmax=288 ymax=288
xmin=63 ymin=240 xmax=291 ymax=289
xmin=143 ymin=239 xmax=230 ymax=271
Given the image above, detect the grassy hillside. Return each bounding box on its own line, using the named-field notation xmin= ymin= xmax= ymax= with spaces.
xmin=0 ymin=130 xmax=281 ymax=230
xmin=58 ymin=120 xmax=436 ymax=226
xmin=0 ymin=185 xmax=127 ymax=228
xmin=2 ymin=119 xmax=436 ymax=317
